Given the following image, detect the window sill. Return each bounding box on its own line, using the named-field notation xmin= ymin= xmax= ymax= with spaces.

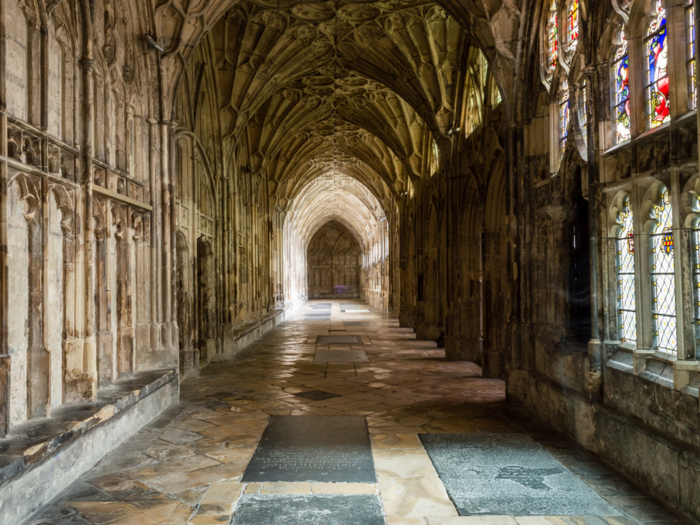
xmin=635 ymin=120 xmax=671 ymax=142
xmin=605 ymin=340 xmax=699 ymax=396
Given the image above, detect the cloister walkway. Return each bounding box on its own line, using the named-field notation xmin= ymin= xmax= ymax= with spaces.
xmin=29 ymin=300 xmax=689 ymax=525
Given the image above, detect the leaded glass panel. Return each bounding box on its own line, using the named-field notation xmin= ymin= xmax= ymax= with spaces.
xmin=616 ymin=197 xmax=636 ymax=342
xmin=559 ymin=81 xmax=570 ymax=157
xmin=645 ymin=0 xmax=670 ymax=128
xmin=687 ymin=0 xmax=696 ymax=110
xmin=612 ymin=28 xmax=631 ymax=144
xmin=546 ymin=0 xmax=558 ymax=80
xmin=566 ymin=0 xmax=579 ymax=54
xmin=651 ymin=186 xmax=677 ymax=354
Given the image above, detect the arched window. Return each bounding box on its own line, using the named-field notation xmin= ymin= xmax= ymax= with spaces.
xmin=578 ymin=80 xmax=588 ymax=146
xmin=686 ymin=0 xmax=696 ymax=109
xmin=462 ymin=49 xmax=488 ymax=136
xmin=559 ymin=80 xmax=570 ymax=157
xmin=565 ymin=0 xmax=580 ymax=56
xmin=430 ymin=139 xmax=439 ymax=175
xmin=650 ymin=186 xmax=677 ymax=354
xmin=612 ymin=26 xmax=631 ymax=144
xmin=645 ymin=0 xmax=670 ymax=128
xmin=616 ymin=196 xmax=636 ymax=342
xmin=546 ymin=0 xmax=559 ymax=82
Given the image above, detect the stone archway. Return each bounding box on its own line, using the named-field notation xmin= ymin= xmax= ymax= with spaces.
xmin=307 ymin=222 xmax=361 ymax=299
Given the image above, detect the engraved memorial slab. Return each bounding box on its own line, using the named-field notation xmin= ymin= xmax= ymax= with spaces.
xmin=316 ymin=335 xmax=363 ymax=345
xmin=241 ymin=416 xmax=376 ymax=483
xmin=420 ymin=434 xmax=622 ymax=516
xmin=231 ymin=494 xmax=384 ymax=525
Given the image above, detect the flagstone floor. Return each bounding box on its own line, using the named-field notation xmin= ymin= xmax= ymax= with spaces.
xmin=28 ymin=300 xmax=691 ymax=525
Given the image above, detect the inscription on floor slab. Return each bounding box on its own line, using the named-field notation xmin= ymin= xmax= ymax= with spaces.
xmin=420 ymin=433 xmax=622 ymax=516
xmin=314 ymin=349 xmax=369 ymax=363
xmin=316 ymin=335 xmax=363 ymax=345
xmin=241 ymin=416 xmax=376 ymax=483
xmin=230 ymin=494 xmax=384 ymax=525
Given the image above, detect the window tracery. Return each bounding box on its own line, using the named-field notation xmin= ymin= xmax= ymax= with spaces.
xmin=463 ymin=50 xmax=488 ymax=136
xmin=559 ymin=80 xmax=570 ymax=157
xmin=645 ymin=0 xmax=670 ymax=128
xmin=650 ymin=186 xmax=677 ymax=354
xmin=616 ymin=196 xmax=636 ymax=342
xmin=686 ymin=0 xmax=696 ymax=109
xmin=578 ymin=80 xmax=588 ymax=146
xmin=612 ymin=26 xmax=631 ymax=144
xmin=546 ymin=0 xmax=559 ymax=82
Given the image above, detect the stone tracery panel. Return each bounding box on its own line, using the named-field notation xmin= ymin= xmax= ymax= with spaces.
xmin=308 ymin=222 xmax=361 ymax=298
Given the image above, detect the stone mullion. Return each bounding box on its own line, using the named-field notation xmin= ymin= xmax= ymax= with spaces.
xmin=147 ymin=117 xmax=159 ymax=352
xmin=0 ymin=0 xmax=9 ymax=436
xmin=80 ymin=44 xmax=97 ymax=398
xmin=160 ymin=122 xmax=172 ymax=349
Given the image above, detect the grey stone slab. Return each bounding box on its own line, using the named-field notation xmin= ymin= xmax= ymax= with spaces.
xmin=294 ymin=390 xmax=341 ymax=401
xmin=341 ymin=310 xmax=370 ymax=313
xmin=305 ymin=317 xmax=330 ymax=321
xmin=344 ymin=321 xmax=377 ymax=327
xmin=306 ymin=313 xmax=332 ymax=317
xmin=241 ymin=416 xmax=376 ymax=483
xmin=230 ymin=494 xmax=384 ymax=525
xmin=419 ymin=433 xmax=622 ymax=517
xmin=316 ymin=335 xmax=363 ymax=345
xmin=314 ymin=350 xmax=369 ymax=363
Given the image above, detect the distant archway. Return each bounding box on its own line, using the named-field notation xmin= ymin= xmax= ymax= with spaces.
xmin=307 ymin=222 xmax=361 ymax=299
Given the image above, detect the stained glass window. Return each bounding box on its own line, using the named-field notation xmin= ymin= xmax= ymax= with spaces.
xmin=650 ymin=186 xmax=677 ymax=354
xmin=546 ymin=0 xmax=558 ymax=80
xmin=616 ymin=196 xmax=636 ymax=342
xmin=687 ymin=0 xmax=696 ymax=110
xmin=612 ymin=27 xmax=631 ymax=144
xmin=566 ymin=0 xmax=579 ymax=53
xmin=645 ymin=0 xmax=670 ymax=128
xmin=559 ymin=80 xmax=570 ymax=157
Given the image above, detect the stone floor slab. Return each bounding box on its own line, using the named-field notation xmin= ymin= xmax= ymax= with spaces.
xmin=420 ymin=434 xmax=622 ymax=517
xmin=241 ymin=416 xmax=376 ymax=483
xmin=314 ymin=350 xmax=370 ymax=363
xmin=230 ymin=494 xmax=385 ymax=525
xmin=294 ymin=390 xmax=342 ymax=401
xmin=316 ymin=335 xmax=364 ymax=345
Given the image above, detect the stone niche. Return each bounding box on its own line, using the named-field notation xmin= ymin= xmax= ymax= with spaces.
xmin=307 ymin=221 xmax=361 ymax=298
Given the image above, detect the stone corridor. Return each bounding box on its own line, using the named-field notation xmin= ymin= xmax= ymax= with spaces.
xmin=27 ymin=302 xmax=690 ymax=525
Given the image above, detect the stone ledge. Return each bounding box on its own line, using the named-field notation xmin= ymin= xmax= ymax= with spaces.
xmin=0 ymin=368 xmax=176 ymax=489
xmin=219 ymin=307 xmax=293 ymax=361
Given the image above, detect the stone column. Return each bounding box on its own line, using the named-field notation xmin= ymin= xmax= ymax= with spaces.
xmin=81 ymin=51 xmax=98 ymax=398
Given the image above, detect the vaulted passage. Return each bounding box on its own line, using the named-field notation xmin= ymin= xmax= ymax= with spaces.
xmin=2 ymin=0 xmax=700 ymax=522
xmin=307 ymin=222 xmax=362 ymax=299
xmin=28 ymin=302 xmax=688 ymax=524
